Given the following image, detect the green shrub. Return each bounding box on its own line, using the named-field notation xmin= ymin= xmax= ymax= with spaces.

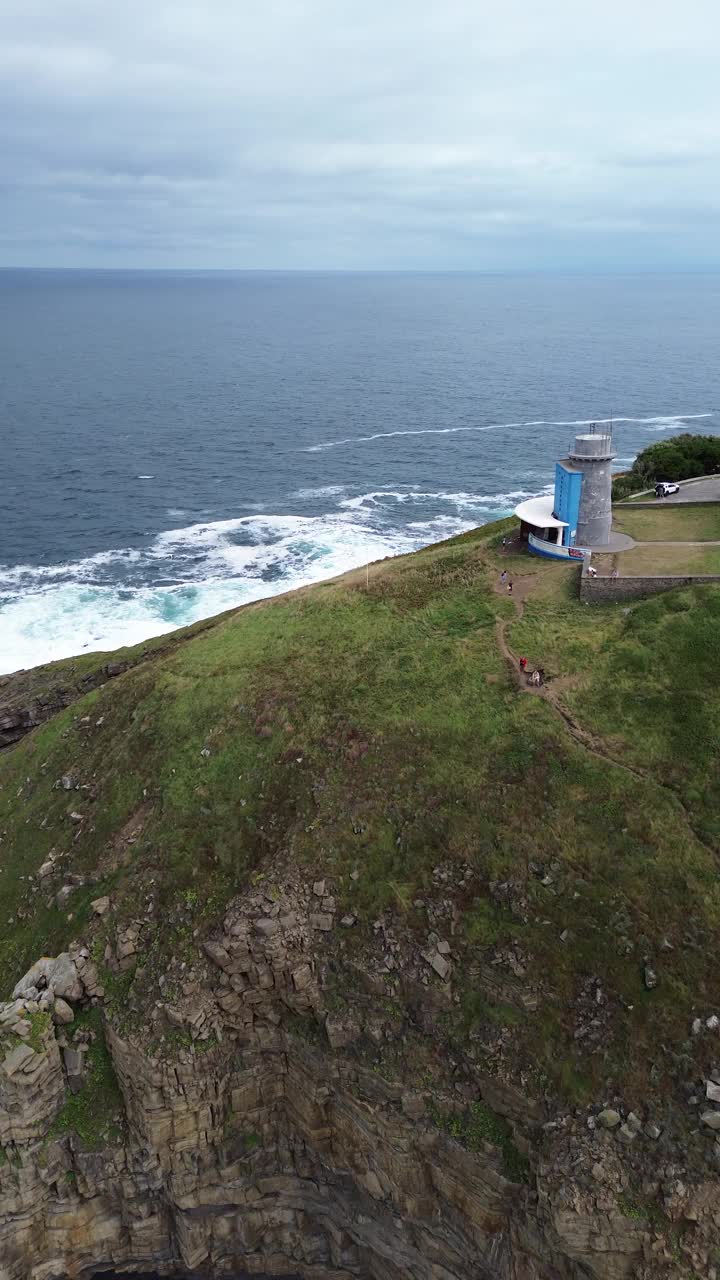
xmin=614 ymin=433 xmax=720 ymax=498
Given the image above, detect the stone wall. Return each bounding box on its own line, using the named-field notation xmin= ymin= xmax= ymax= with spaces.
xmin=580 ymin=571 xmax=720 ymax=603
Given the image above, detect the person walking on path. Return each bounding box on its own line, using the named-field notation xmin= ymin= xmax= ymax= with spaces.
xmin=500 ymin=570 xmax=507 ymax=585
xmin=519 ymin=656 xmax=527 ymax=674
xmin=507 ymin=580 xmax=513 ymax=595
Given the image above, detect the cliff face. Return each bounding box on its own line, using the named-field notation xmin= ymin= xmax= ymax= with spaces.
xmin=2 ymin=878 xmax=719 ymax=1280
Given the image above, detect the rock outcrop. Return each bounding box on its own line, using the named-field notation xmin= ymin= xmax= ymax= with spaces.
xmin=2 ymin=881 xmax=719 ymax=1280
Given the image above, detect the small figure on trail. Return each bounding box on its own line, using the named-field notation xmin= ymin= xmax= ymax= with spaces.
xmin=537 ymin=667 xmax=545 ymax=686
xmin=519 ymin=656 xmax=527 ymax=673
xmin=507 ymin=581 xmax=513 ymax=595
xmin=532 ymin=669 xmax=541 ymax=687
xmin=611 ymin=567 xmax=619 ymax=579
xmin=500 ymin=570 xmax=507 ymax=585
xmin=587 ymin=565 xmax=597 ymax=578
xmin=502 ymin=537 xmax=507 ymax=548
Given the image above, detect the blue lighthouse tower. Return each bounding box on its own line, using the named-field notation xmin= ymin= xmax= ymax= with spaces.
xmin=514 ymin=427 xmax=615 ymax=559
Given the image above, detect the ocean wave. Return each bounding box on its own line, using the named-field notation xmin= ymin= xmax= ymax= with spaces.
xmin=304 ymin=413 xmax=714 ymax=452
xmin=338 ymin=487 xmax=543 ymax=512
xmin=303 ymin=424 xmax=506 ymax=451
xmin=292 ymin=484 xmax=348 ymax=499
xmin=0 ymin=507 xmax=478 ymax=672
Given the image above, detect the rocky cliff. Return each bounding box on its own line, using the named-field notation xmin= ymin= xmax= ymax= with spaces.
xmin=1 ymin=524 xmax=719 ymax=1279
xmin=2 ymin=875 xmax=720 ymax=1280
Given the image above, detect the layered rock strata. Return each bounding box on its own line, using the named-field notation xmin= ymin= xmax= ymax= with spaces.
xmin=1 ymin=888 xmax=719 ymax=1280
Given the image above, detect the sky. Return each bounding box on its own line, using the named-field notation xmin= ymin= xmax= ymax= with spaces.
xmin=1 ymin=0 xmax=719 ymax=270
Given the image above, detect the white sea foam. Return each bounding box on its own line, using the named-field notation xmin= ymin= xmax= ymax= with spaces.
xmin=304 ymin=424 xmax=506 ymax=451
xmin=304 ymin=413 xmax=713 ymax=452
xmin=292 ymin=484 xmax=348 ymax=499
xmin=338 ymin=487 xmax=540 ymax=512
xmin=0 ymin=507 xmax=473 ymax=673
xmin=1 ymin=485 xmax=538 ymax=671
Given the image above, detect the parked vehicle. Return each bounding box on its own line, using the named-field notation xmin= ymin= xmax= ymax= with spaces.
xmin=655 ymin=481 xmax=680 ymax=497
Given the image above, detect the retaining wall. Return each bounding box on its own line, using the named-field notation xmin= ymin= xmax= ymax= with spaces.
xmin=613 ymin=500 xmax=719 ymax=510
xmin=580 ymin=572 xmax=720 ymax=603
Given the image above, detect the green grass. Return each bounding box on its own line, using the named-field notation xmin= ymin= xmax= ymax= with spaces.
xmin=594 ymin=544 xmax=720 ymax=576
xmin=612 ymin=504 xmax=720 ymax=542
xmin=1 ymin=518 xmax=719 ymax=1114
xmin=49 ymin=1009 xmax=125 ymax=1150
xmin=430 ymin=1099 xmax=530 ymax=1183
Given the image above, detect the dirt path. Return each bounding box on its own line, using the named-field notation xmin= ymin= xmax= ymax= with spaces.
xmin=491 ymin=577 xmax=716 ymax=855
xmin=493 ymin=586 xmax=647 ymax=780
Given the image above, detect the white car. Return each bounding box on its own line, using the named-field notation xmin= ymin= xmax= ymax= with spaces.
xmin=655 ymin=482 xmax=680 ymax=497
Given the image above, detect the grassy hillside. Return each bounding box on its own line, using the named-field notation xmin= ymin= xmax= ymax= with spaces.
xmin=1 ymin=519 xmax=719 ymax=1114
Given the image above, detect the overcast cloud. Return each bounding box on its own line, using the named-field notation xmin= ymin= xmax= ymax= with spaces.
xmin=1 ymin=0 xmax=719 ymax=268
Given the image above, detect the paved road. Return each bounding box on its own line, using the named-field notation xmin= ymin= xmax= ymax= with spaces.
xmin=646 ymin=476 xmax=720 ymax=504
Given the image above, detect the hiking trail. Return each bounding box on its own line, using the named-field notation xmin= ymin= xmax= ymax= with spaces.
xmin=492 ymin=576 xmax=716 ymax=858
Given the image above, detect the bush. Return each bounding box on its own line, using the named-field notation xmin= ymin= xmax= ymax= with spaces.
xmin=613 ymin=434 xmax=720 ymax=499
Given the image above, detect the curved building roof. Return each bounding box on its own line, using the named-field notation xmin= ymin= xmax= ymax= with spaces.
xmin=514 ymin=495 xmax=568 ymax=529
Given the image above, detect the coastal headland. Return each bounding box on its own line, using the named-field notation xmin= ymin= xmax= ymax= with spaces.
xmin=1 ymin=519 xmax=719 ymax=1280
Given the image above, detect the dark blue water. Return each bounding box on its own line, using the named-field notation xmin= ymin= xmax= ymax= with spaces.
xmin=2 ymin=269 xmax=719 ymax=671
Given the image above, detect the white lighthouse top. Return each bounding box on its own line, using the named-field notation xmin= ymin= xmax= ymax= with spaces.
xmin=514 ymin=495 xmax=568 ymax=529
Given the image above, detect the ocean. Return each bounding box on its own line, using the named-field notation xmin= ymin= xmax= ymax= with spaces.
xmin=2 ymin=269 xmax=719 ymax=675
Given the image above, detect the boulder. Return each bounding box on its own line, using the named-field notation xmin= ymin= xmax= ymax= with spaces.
xmin=13 ymin=957 xmax=54 ymax=999
xmin=310 ymin=913 xmax=333 ymax=932
xmin=63 ymin=1047 xmax=85 ymax=1093
xmin=203 ymin=939 xmax=231 ymax=969
xmin=2 ymin=1043 xmax=35 ymax=1077
xmin=91 ymin=895 xmax=110 ymax=916
xmin=13 ymin=952 xmax=84 ymax=1003
xmin=597 ymin=1109 xmax=622 ymax=1130
xmin=254 ymin=918 xmax=280 ymax=939
xmin=421 ymin=950 xmax=450 ymax=981
xmin=701 ymin=1110 xmax=720 ymax=1131
xmin=291 ymin=964 xmax=313 ymax=992
xmin=48 ymin=954 xmax=84 ymax=1002
xmin=52 ymin=998 xmax=75 ymax=1026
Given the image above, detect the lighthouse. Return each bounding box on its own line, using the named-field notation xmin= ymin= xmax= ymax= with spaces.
xmin=559 ymin=430 xmax=615 ymax=547
xmin=514 ymin=426 xmax=616 ymax=559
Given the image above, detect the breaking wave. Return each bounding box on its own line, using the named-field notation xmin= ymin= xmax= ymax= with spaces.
xmin=0 ymin=487 xmax=523 ymax=673
xmin=304 ymin=413 xmax=713 ymax=452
